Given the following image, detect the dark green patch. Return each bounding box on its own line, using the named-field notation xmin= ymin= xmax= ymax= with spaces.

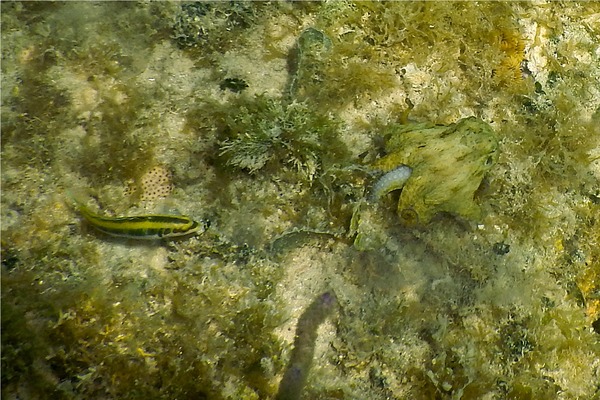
xmin=172 ymin=1 xmax=263 ymax=64
xmin=219 ymin=77 xmax=249 ymax=93
xmin=492 ymin=242 xmax=510 ymax=255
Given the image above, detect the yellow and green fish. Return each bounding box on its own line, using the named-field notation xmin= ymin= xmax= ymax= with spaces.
xmin=70 ymin=193 xmax=206 ymax=240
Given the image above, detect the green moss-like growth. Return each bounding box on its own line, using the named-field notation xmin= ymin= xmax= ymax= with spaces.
xmin=1 ymin=243 xmax=286 ymax=399
xmin=172 ymin=1 xmax=263 ymax=65
xmin=283 ymin=24 xmax=398 ymax=110
xmin=217 ymin=95 xmax=350 ymax=181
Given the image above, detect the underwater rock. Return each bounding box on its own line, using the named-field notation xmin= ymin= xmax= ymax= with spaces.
xmin=372 ymin=116 xmax=498 ymax=224
xmin=288 ymin=27 xmax=333 ymax=99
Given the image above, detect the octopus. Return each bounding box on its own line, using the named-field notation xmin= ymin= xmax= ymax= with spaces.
xmin=371 ymin=116 xmax=499 ymax=224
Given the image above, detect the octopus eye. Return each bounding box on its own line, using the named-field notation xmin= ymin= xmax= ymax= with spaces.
xmin=399 ymin=208 xmax=419 ymax=226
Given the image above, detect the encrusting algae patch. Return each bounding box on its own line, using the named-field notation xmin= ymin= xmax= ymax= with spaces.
xmin=2 ymin=2 xmax=599 ymax=399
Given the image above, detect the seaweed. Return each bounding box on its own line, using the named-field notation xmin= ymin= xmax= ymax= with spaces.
xmin=217 ymin=95 xmax=349 ymax=181
xmin=172 ymin=1 xmax=260 ymax=63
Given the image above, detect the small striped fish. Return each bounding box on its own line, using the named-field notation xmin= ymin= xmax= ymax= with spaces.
xmin=73 ymin=197 xmax=205 ymax=239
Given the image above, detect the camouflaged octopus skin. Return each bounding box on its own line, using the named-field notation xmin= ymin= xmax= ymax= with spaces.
xmin=372 ymin=116 xmax=498 ymax=224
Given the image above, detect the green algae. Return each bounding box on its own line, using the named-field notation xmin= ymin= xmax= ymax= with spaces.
xmin=2 ymin=2 xmax=600 ymax=399
xmin=217 ymin=95 xmax=348 ymax=180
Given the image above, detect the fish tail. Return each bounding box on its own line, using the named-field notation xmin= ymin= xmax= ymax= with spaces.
xmin=65 ymin=188 xmax=96 ymax=216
